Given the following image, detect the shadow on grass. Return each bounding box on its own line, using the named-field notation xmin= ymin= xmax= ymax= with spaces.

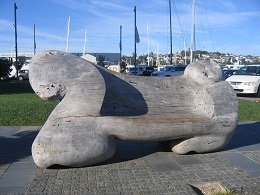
xmin=0 ymin=130 xmax=39 ymax=164
xmin=0 ymin=81 xmax=34 ymax=95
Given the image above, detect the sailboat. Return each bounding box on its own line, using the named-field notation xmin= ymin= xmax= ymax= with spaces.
xmin=169 ymin=0 xmax=196 ymax=65
xmin=147 ymin=22 xmax=161 ymax=67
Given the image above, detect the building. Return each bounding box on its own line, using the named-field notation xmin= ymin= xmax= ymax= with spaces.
xmin=107 ymin=65 xmax=121 ymax=73
xmin=0 ymin=53 xmax=34 ymax=63
xmin=87 ymin=53 xmax=120 ymax=65
xmin=1 ymin=52 xmax=120 ymax=66
xmin=81 ymin=54 xmax=96 ymax=64
xmin=72 ymin=52 xmax=120 ymax=65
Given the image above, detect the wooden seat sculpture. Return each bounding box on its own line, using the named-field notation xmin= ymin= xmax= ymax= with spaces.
xmin=29 ymin=50 xmax=238 ymax=168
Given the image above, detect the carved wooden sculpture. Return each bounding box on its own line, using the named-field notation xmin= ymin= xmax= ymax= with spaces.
xmin=29 ymin=50 xmax=238 ymax=168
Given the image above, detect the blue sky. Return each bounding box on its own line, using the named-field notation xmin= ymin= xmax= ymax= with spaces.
xmin=1 ymin=0 xmax=260 ymax=56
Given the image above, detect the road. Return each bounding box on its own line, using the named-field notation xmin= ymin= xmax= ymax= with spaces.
xmin=237 ymin=94 xmax=260 ymax=102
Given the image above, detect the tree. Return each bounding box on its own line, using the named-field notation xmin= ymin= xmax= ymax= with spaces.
xmin=97 ymin=55 xmax=105 ymax=67
xmin=120 ymin=56 xmax=127 ymax=73
xmin=120 ymin=61 xmax=127 ymax=73
xmin=13 ymin=57 xmax=25 ymax=71
xmin=181 ymin=50 xmax=190 ymax=57
xmin=138 ymin=54 xmax=147 ymax=64
xmin=132 ymin=52 xmax=139 ymax=64
xmin=0 ymin=58 xmax=13 ymax=79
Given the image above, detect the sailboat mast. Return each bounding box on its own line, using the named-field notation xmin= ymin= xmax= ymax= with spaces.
xmin=169 ymin=0 xmax=173 ymax=65
xmin=190 ymin=0 xmax=196 ymax=63
xmin=147 ymin=22 xmax=150 ymax=66
xmin=83 ymin=28 xmax=87 ymax=55
xmin=66 ymin=16 xmax=70 ymax=53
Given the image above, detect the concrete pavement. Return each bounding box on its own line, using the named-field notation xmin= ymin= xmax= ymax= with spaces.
xmin=0 ymin=122 xmax=259 ymax=194
xmin=237 ymin=94 xmax=260 ymax=102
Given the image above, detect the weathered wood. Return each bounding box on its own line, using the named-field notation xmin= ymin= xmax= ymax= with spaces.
xmin=29 ymin=50 xmax=238 ymax=168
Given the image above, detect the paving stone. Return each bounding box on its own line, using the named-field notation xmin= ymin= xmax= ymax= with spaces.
xmin=146 ymin=153 xmax=182 ymax=172
xmin=171 ymin=154 xmax=203 ymax=165
xmin=0 ymin=123 xmax=260 ymax=194
xmin=0 ymin=126 xmax=20 ymax=136
xmin=222 ymin=152 xmax=260 ymax=177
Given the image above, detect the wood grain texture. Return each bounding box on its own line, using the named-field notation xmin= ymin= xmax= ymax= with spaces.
xmin=29 ymin=50 xmax=238 ymax=168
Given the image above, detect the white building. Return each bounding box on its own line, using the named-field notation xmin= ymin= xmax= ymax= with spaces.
xmin=81 ymin=54 xmax=96 ymax=64
xmin=0 ymin=53 xmax=34 ymax=63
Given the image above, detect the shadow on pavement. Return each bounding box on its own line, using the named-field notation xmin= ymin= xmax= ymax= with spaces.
xmin=223 ymin=122 xmax=260 ymax=151
xmin=0 ymin=131 xmax=38 ymax=164
xmin=103 ymin=122 xmax=260 ymax=165
xmin=1 ymin=122 xmax=259 ymax=167
xmin=101 ymin=140 xmax=172 ymax=166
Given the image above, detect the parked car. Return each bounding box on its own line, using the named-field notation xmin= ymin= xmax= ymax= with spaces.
xmin=16 ymin=69 xmax=29 ymax=80
xmin=0 ymin=76 xmax=10 ymax=81
xmin=141 ymin=66 xmax=155 ymax=76
xmin=126 ymin=65 xmax=142 ymax=76
xmin=223 ymin=68 xmax=238 ymax=80
xmin=226 ymin=65 xmax=260 ymax=97
xmin=151 ymin=65 xmax=187 ymax=77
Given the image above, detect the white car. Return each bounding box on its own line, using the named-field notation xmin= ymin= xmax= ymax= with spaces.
xmin=226 ymin=65 xmax=260 ymax=97
xmin=15 ymin=69 xmax=29 ymax=80
xmin=151 ymin=65 xmax=187 ymax=77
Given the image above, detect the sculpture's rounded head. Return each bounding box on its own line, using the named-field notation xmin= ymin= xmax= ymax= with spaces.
xmin=29 ymin=50 xmax=92 ymax=100
xmin=184 ymin=60 xmax=223 ymax=84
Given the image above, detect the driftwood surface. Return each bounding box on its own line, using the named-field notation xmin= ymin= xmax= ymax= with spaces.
xmin=29 ymin=50 xmax=238 ymax=168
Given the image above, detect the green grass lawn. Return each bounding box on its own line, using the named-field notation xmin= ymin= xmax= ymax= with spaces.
xmin=0 ymin=82 xmax=58 ymax=126
xmin=0 ymin=82 xmax=259 ymax=126
xmin=238 ymin=99 xmax=260 ymax=121
xmin=0 ymin=93 xmax=58 ymax=126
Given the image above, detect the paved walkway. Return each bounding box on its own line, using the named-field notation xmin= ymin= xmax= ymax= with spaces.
xmin=0 ymin=122 xmax=259 ymax=195
xmin=238 ymin=95 xmax=260 ymax=102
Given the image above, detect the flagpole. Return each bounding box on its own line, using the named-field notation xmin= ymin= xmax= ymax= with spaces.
xmin=119 ymin=25 xmax=122 ymax=72
xmin=147 ymin=22 xmax=149 ymax=66
xmin=134 ymin=6 xmax=137 ymax=75
xmin=14 ymin=3 xmax=18 ymax=81
xmin=34 ymin=24 xmax=36 ymax=55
